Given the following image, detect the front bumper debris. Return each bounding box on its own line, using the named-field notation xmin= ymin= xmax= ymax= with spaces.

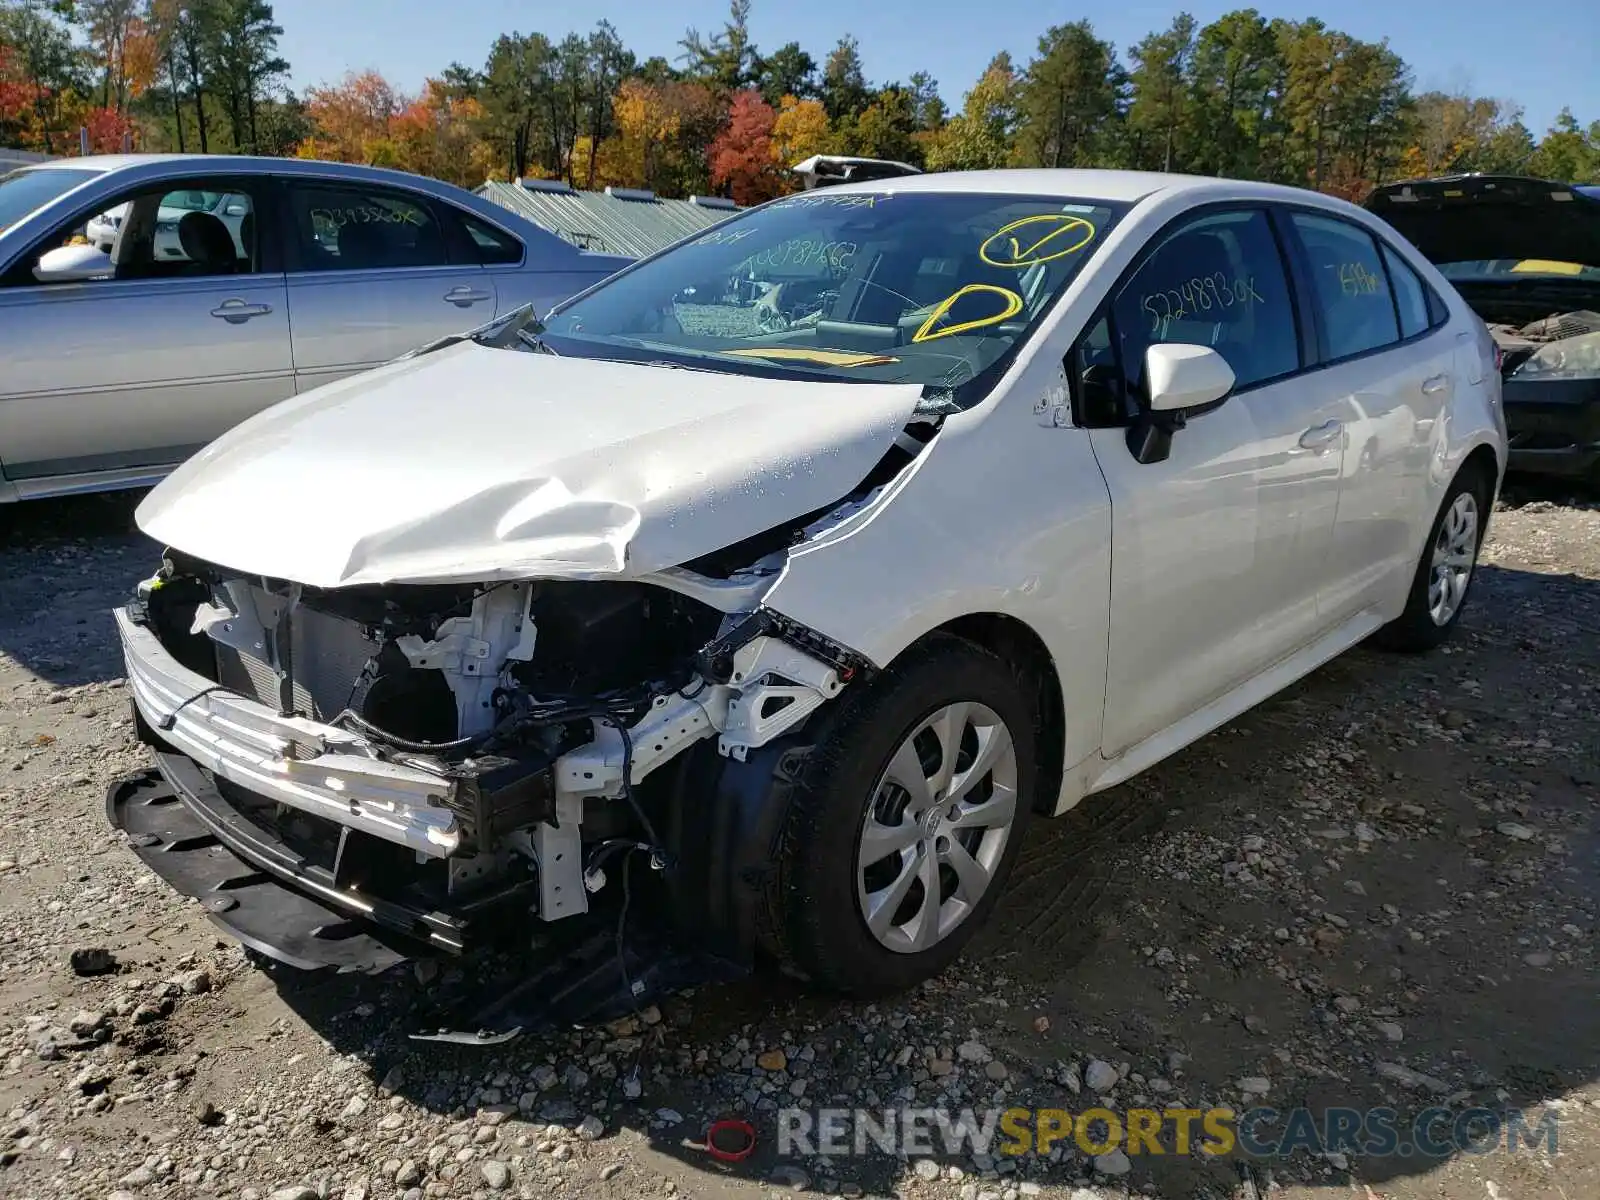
xmin=116 ymin=605 xmax=464 ymax=858
xmin=108 ymin=758 xmax=749 ymax=1035
xmin=108 ymin=764 xmax=423 ymax=972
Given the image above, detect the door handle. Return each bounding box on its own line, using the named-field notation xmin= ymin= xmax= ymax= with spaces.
xmin=1298 ymin=418 xmax=1343 ymax=450
xmin=1421 ymin=373 xmax=1449 ymax=395
xmin=210 ymin=299 xmax=273 ymax=323
xmin=444 ymin=286 xmax=493 ymax=307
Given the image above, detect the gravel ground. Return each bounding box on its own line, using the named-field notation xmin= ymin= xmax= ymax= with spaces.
xmin=0 ymin=484 xmax=1595 ymax=1200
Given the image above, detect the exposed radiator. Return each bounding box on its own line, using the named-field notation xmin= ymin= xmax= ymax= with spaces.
xmin=212 ymin=584 xmax=381 ymax=721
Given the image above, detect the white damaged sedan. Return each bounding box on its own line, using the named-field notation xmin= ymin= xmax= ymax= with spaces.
xmin=111 ymin=169 xmax=1506 ymax=1020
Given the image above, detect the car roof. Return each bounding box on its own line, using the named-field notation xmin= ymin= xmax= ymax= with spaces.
xmin=807 ymin=167 xmax=1319 ymax=206
xmin=27 ymin=153 xmax=463 ymax=191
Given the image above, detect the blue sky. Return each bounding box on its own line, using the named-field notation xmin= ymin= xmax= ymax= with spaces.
xmin=272 ymin=0 xmax=1598 ymax=136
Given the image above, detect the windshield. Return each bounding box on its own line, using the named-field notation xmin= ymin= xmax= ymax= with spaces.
xmin=536 ymin=191 xmax=1126 ymax=408
xmin=0 ymin=168 xmax=101 ymax=235
xmin=1438 ymin=259 xmax=1600 ymax=281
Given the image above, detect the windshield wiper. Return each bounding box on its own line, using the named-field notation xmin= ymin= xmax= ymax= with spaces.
xmin=517 ymin=327 xmax=559 ymax=355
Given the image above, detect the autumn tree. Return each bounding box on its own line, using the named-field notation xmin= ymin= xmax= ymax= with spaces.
xmin=391 ymin=80 xmax=495 ymax=186
xmin=0 ymin=40 xmax=35 ymax=145
xmin=607 ymin=76 xmax=720 ymax=194
xmin=844 ymin=84 xmax=918 ymax=164
xmin=709 ymin=87 xmax=782 ymax=204
xmin=296 ymin=69 xmax=400 ymax=164
xmin=770 ymin=92 xmax=832 ymax=167
xmin=80 ymin=0 xmax=139 ymax=110
xmin=0 ymin=0 xmax=81 ymax=152
xmin=925 ymin=53 xmax=1016 ymax=171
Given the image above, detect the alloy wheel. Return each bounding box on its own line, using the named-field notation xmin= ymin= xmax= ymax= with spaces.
xmin=1428 ymin=490 xmax=1480 ymax=626
xmin=856 ymin=702 xmax=1020 ymax=954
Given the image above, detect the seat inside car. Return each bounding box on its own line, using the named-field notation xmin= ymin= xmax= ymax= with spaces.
xmin=237 ymin=210 xmax=255 ymax=270
xmin=335 ymin=220 xmax=388 ymax=269
xmin=177 ymin=211 xmax=239 ymax=275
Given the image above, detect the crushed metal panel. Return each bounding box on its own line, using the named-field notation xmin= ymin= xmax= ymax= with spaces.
xmin=134 ymin=345 xmax=924 ymax=588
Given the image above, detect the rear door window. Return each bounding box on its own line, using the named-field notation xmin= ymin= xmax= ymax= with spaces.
xmin=286 ymin=183 xmax=451 ymax=272
xmin=1289 ymin=212 xmax=1400 ymax=361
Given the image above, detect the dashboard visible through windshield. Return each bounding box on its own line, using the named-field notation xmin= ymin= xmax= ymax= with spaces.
xmin=533 ymin=190 xmax=1127 ymax=408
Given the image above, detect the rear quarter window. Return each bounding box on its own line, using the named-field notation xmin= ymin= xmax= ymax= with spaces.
xmin=1379 ymin=243 xmax=1440 ymax=340
xmin=461 ymin=213 xmax=524 ymax=266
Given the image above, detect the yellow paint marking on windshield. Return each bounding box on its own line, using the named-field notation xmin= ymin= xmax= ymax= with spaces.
xmin=722 ymin=347 xmax=900 ymax=367
xmin=910 ymin=284 xmax=1025 ymax=344
xmin=1510 ymin=259 xmax=1585 ymax=276
xmin=979 ymin=214 xmax=1096 ymax=268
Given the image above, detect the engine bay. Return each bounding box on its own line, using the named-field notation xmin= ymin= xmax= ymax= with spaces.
xmin=123 ymin=430 xmax=912 ymax=969
xmin=1483 ymin=308 xmax=1600 ymax=379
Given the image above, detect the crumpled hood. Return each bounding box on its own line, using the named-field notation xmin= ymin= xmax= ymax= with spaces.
xmin=136 ymin=343 xmax=923 ymax=587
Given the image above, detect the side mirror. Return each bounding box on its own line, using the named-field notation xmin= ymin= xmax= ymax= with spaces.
xmin=1146 ymin=343 xmax=1235 ymax=411
xmin=33 ymin=243 xmax=115 ymax=283
xmin=1127 ymin=344 xmax=1236 ymax=465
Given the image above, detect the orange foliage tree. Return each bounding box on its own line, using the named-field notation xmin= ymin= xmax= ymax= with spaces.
xmin=708 ymin=88 xmax=781 ymax=204
xmin=0 ymin=43 xmax=30 ymax=143
xmin=78 ymin=102 xmax=136 ymax=152
xmin=296 ymin=70 xmax=402 ymax=165
xmin=770 ymin=94 xmax=832 ymax=171
xmin=295 ymin=71 xmax=495 ymax=186
xmin=608 ymin=78 xmax=721 ymax=195
xmin=390 ymin=81 xmax=496 ymax=188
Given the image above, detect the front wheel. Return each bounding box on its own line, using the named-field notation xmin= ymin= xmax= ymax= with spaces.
xmin=1374 ymin=463 xmax=1492 ymax=653
xmin=759 ymin=635 xmax=1036 ymax=997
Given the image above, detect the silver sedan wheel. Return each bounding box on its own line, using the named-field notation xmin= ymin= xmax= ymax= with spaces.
xmin=1428 ymin=491 xmax=1480 ymax=626
xmin=856 ymin=702 xmax=1020 ymax=955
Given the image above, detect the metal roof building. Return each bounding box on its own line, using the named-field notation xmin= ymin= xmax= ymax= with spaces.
xmin=0 ymin=148 xmax=56 ymax=173
xmin=478 ymin=179 xmax=738 ymax=258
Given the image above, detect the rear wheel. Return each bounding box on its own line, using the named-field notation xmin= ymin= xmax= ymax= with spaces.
xmin=1374 ymin=463 xmax=1492 ymax=653
xmin=759 ymin=636 xmax=1036 ymax=996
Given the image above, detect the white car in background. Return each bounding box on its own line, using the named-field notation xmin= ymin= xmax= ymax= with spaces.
xmin=107 ymin=168 xmax=1506 ymax=1026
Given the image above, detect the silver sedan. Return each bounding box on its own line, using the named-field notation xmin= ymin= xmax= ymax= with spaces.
xmin=0 ymin=155 xmax=631 ymax=503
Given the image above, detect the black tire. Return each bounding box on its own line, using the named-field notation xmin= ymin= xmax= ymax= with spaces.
xmin=1373 ymin=462 xmax=1493 ymax=653
xmin=758 ymin=634 xmax=1037 ymax=997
